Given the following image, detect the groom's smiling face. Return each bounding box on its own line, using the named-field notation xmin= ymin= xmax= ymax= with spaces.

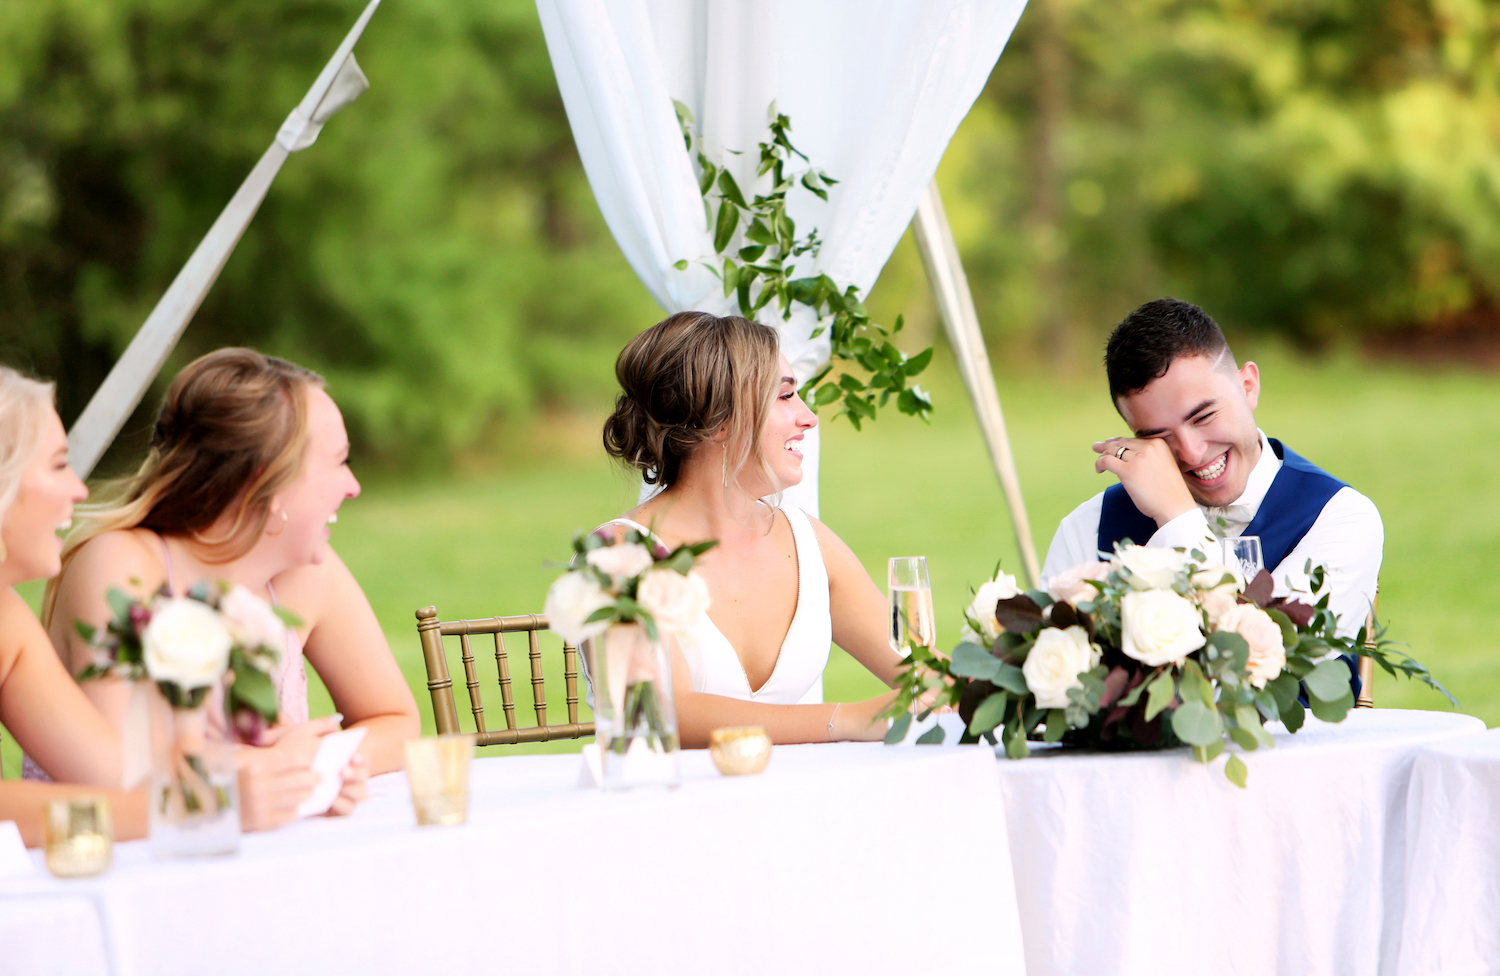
xmin=1116 ymin=353 xmax=1262 ymax=508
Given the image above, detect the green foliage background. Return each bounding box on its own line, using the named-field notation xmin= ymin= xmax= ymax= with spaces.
xmin=4 ymin=0 xmax=1500 ymax=468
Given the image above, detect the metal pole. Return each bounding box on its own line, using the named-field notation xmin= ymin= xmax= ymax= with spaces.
xmin=911 ymin=179 xmax=1042 ymax=587
xmin=66 ymin=0 xmax=383 ymax=478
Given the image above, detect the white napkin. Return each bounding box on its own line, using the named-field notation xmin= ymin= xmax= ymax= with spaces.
xmin=0 ymin=821 xmax=34 ymax=876
xmin=296 ymin=727 xmax=367 ymax=818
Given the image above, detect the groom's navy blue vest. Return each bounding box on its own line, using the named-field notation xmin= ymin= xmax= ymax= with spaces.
xmin=1096 ymin=438 xmax=1359 ymax=697
xmin=1096 ymin=438 xmax=1346 ymax=571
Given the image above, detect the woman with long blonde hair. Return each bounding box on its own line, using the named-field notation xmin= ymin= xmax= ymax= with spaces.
xmin=0 ymin=365 xmax=147 ymax=844
xmin=45 ymin=348 xmax=419 ymax=829
xmin=599 ymin=312 xmax=905 ymax=746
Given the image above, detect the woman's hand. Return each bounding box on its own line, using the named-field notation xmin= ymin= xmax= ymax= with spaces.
xmin=325 ymin=753 xmax=370 ymax=817
xmin=831 ymin=691 xmax=899 ymax=742
xmin=236 ymin=715 xmax=341 ymax=832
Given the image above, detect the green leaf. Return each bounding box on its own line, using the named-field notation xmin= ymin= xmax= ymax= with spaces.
xmin=74 ymin=620 xmax=97 ymax=643
xmin=903 ymin=347 xmax=933 ymax=376
xmin=993 ymin=662 xmax=1030 ymax=696
xmin=713 ymin=201 xmax=739 ymax=253
xmin=1171 ymin=700 xmax=1223 ymax=746
xmin=105 ymin=587 xmax=134 ymax=623
xmin=1144 ymin=670 xmax=1177 ymax=721
xmin=949 ymin=642 xmax=1001 ymax=680
xmin=1003 ymin=724 xmax=1030 ymax=759
xmin=915 ymin=723 xmax=946 ymax=745
xmin=1304 ymin=659 xmax=1353 ymax=702
xmin=967 ymin=692 xmax=1010 ymax=735
xmin=672 ymin=259 xmax=688 ymax=270
xmin=1192 ymin=739 xmax=1225 ymax=762
xmin=722 ymin=259 xmax=740 ymax=297
xmin=1308 ymin=688 xmax=1354 ymax=722
xmin=1282 ymin=700 xmax=1306 ymax=733
xmin=813 ymin=383 xmax=842 ymax=407
xmin=230 ymin=665 xmax=278 ymax=719
xmin=1043 ymin=709 xmax=1068 ymax=742
xmin=884 ymin=711 xmax=913 ymax=745
xmin=1228 ymin=725 xmax=1259 ymax=751
xmin=716 ymin=169 xmax=748 ymax=208
xmin=1224 ymin=753 xmax=1249 ymax=788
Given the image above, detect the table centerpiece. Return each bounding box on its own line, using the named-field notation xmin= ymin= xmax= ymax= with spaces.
xmin=887 ymin=543 xmax=1452 ymax=785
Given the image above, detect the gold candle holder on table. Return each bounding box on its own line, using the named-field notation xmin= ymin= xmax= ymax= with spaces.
xmin=404 ymin=734 xmax=476 ymax=826
xmin=44 ymin=797 xmax=113 ymax=878
xmin=709 ymin=726 xmax=773 ymax=776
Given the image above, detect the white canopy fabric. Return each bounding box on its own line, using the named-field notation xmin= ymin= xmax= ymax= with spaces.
xmin=535 ymin=0 xmax=1025 ymax=515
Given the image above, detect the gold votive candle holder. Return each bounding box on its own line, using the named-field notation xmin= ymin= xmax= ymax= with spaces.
xmin=44 ymin=797 xmax=113 ymax=878
xmin=709 ymin=726 xmax=773 ymax=776
xmin=404 ymin=734 xmax=476 ymax=827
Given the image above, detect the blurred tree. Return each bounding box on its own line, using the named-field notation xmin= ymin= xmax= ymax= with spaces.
xmin=0 ymin=0 xmax=656 ymax=471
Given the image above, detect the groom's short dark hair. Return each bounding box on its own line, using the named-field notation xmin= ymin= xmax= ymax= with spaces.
xmin=1104 ymin=298 xmax=1233 ymax=401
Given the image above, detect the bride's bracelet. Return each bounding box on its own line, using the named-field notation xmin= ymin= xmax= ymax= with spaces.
xmin=827 ymin=703 xmax=840 ymax=742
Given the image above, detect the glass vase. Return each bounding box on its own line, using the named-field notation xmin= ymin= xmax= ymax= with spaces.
xmin=591 ymin=623 xmax=680 ymax=790
xmin=147 ymin=685 xmax=240 ymax=858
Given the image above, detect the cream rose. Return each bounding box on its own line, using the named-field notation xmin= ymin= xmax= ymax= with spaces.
xmin=1120 ymin=588 xmax=1206 ymax=667
xmin=1045 ymin=561 xmax=1113 ymax=606
xmin=544 ymin=571 xmax=614 ymax=645
xmin=1022 ymin=625 xmax=1101 ymax=709
xmin=964 ymin=572 xmax=1021 ymax=643
xmin=219 ymin=584 xmax=288 ymax=665
xmin=586 ymin=543 xmax=655 ymax=582
xmin=635 ymin=568 xmax=711 ymax=635
xmin=142 ymin=597 xmax=233 ymax=691
xmin=1216 ymin=603 xmax=1287 ymax=688
xmin=1190 ymin=567 xmax=1244 ymax=629
xmin=1115 ymin=545 xmax=1190 ymax=590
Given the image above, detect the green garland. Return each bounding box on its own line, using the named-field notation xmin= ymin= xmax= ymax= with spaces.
xmin=673 ymin=102 xmax=933 ymax=429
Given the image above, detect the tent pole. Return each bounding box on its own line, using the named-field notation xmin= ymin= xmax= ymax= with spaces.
xmin=911 ymin=179 xmax=1042 ymax=587
xmin=65 ymin=0 xmax=383 ymax=479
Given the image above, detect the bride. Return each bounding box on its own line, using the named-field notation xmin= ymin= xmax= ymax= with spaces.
xmin=600 ymin=311 xmax=904 ymax=746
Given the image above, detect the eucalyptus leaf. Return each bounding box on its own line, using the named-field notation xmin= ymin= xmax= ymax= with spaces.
xmin=1303 ymin=659 xmax=1354 ymax=702
xmin=915 ymin=723 xmax=946 ymax=746
xmin=994 ymin=663 xmax=1030 ymax=696
xmin=1308 ymin=688 xmax=1354 ymax=722
xmin=967 ymin=692 xmax=1010 ymax=735
xmin=1171 ymin=700 xmax=1223 ymax=746
xmin=1282 ymin=701 xmax=1306 ymax=733
xmin=1224 ymin=753 xmax=1249 ymax=788
xmin=1043 ymin=709 xmax=1068 ymax=742
xmin=885 ymin=711 xmax=912 ymax=745
xmin=1144 ymin=670 xmax=1177 ymax=721
xmin=949 ymin=642 xmax=1002 ymax=681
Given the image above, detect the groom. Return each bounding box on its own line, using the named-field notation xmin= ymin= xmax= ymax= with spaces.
xmin=1041 ymin=298 xmax=1382 ymax=642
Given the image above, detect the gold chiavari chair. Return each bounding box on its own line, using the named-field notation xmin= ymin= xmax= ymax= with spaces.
xmin=414 ymin=606 xmax=594 ymax=746
xmin=1355 ymin=595 xmax=1378 ymax=709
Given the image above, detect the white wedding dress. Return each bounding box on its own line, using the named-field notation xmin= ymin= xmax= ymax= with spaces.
xmin=601 ymin=507 xmax=830 ymax=704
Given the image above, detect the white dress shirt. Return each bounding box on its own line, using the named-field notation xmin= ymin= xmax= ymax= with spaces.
xmin=1042 ymin=431 xmax=1383 ymax=638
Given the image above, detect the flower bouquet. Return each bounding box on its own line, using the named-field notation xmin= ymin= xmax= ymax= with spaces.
xmin=78 ymin=582 xmax=295 ymax=853
xmin=545 ymin=527 xmax=715 ymax=789
xmin=887 ymin=544 xmax=1452 ymax=786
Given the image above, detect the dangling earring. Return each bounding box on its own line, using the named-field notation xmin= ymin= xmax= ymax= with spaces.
xmin=266 ymin=510 xmax=288 ymax=537
xmin=721 ymin=442 xmax=730 ymax=489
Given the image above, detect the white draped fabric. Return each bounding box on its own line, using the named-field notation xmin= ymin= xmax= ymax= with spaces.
xmin=535 ymin=0 xmax=1025 ymax=514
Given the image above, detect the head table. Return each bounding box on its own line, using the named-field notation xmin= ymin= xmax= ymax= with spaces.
xmin=0 ymin=708 xmax=1484 ymax=976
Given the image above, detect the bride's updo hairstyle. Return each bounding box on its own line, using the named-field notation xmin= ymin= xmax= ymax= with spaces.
xmin=51 ymin=348 xmax=323 ymax=588
xmin=604 ymin=311 xmax=780 ymax=490
xmin=0 ymin=367 xmax=56 ymax=561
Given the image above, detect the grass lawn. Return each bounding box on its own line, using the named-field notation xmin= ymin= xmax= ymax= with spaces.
xmin=4 ymin=341 xmax=1495 ymax=775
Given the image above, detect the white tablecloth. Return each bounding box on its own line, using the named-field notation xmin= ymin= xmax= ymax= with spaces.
xmin=988 ymin=709 xmax=1484 ymax=976
xmin=1396 ymin=727 xmax=1500 ymax=976
xmin=0 ymin=744 xmax=1023 ymax=976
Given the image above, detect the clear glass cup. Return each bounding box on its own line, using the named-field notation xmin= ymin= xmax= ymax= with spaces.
xmin=404 ymin=734 xmax=476 ymax=826
xmin=1221 ymin=536 xmax=1264 ymax=580
xmin=44 ymin=797 xmax=113 ymax=878
xmin=888 ymin=556 xmax=936 ymax=657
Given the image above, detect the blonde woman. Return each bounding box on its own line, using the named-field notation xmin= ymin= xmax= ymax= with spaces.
xmin=45 ymin=349 xmax=419 ymax=829
xmin=0 ymin=366 xmax=153 ymax=844
xmin=599 ymin=312 xmax=905 ymax=747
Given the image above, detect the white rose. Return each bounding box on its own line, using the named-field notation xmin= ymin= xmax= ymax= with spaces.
xmin=142 ymin=597 xmax=233 ymax=691
xmin=1022 ymin=625 xmax=1101 ymax=709
xmin=636 ymin=568 xmax=711 ymax=635
xmin=1045 ymin=561 xmax=1113 ymax=606
xmin=544 ymin=571 xmax=614 ymax=645
xmin=1216 ymin=603 xmax=1287 ymax=689
xmin=965 ymin=572 xmax=1021 ymax=642
xmin=1120 ymin=588 xmax=1206 ymax=667
xmin=586 ymin=543 xmax=655 ymax=583
xmin=1115 ymin=545 xmax=1190 ymax=590
xmin=219 ymin=584 xmax=288 ymax=664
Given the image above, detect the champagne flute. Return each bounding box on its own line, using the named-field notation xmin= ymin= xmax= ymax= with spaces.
xmin=888 ymin=556 xmax=936 ymax=658
xmin=1221 ymin=536 xmax=1264 ymax=581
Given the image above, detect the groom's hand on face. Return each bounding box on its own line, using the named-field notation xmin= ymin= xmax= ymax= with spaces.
xmin=1093 ymin=437 xmax=1197 ymax=528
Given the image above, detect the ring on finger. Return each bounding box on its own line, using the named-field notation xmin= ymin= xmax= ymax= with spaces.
xmin=1115 ymin=445 xmax=1129 ymax=460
